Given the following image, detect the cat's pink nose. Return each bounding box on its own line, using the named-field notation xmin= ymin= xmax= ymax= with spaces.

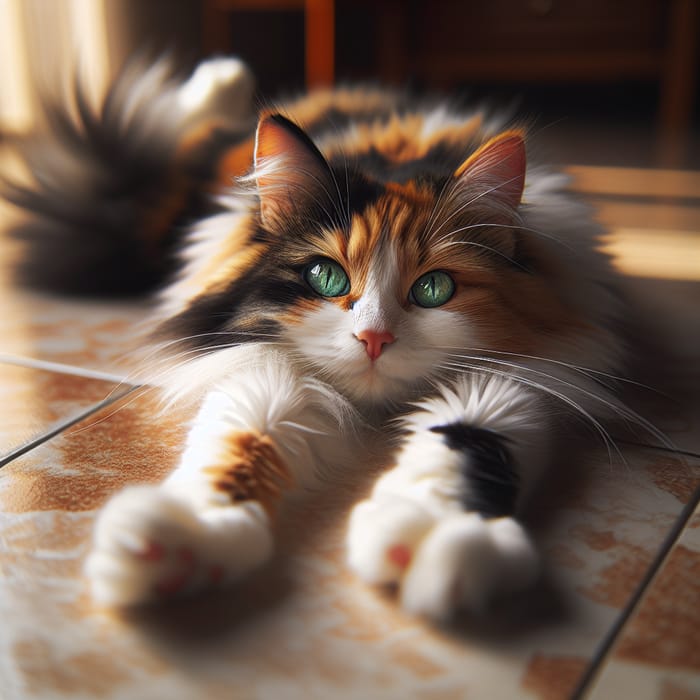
xmin=356 ymin=329 xmax=395 ymax=361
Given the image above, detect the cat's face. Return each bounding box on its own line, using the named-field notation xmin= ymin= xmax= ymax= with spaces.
xmin=249 ymin=115 xmax=530 ymax=407
xmin=282 ymin=190 xmax=485 ymax=405
xmin=159 ymin=114 xmax=568 ymax=408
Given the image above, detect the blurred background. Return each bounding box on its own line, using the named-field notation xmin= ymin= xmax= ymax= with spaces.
xmin=0 ymin=0 xmax=698 ymax=170
xmin=0 ymin=0 xmax=700 ymax=168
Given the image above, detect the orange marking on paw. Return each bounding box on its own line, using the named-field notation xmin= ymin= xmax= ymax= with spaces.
xmin=136 ymin=541 xmax=165 ymax=562
xmin=202 ymin=431 xmax=292 ymax=515
xmin=387 ymin=544 xmax=412 ymax=570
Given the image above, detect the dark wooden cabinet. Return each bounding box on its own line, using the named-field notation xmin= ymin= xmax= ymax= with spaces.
xmin=202 ymin=0 xmax=699 ymax=165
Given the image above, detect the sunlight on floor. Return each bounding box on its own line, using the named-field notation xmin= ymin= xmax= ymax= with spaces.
xmin=602 ymin=227 xmax=700 ymax=281
xmin=567 ymin=164 xmax=700 ymax=282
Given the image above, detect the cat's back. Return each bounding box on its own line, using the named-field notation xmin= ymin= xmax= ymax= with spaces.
xmin=269 ymin=87 xmax=504 ymax=180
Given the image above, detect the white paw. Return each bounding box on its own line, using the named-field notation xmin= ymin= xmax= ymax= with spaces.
xmin=347 ymin=495 xmax=435 ymax=585
xmin=84 ymin=485 xmax=272 ymax=607
xmin=347 ymin=500 xmax=538 ymax=621
xmin=401 ymin=514 xmax=539 ymax=620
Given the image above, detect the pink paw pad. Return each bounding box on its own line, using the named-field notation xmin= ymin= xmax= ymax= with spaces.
xmin=387 ymin=544 xmax=412 ymax=570
xmin=154 ymin=547 xmax=198 ymax=597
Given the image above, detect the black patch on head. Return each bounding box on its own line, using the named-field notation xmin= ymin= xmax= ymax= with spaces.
xmin=430 ymin=423 xmax=519 ymax=518
xmin=335 ymin=168 xmax=385 ymax=219
xmin=155 ymin=223 xmax=321 ymax=350
xmin=329 ymin=143 xmax=466 ymax=189
xmin=251 ymin=162 xmax=383 ymax=238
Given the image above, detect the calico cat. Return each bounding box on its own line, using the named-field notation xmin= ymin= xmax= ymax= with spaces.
xmin=3 ymin=57 xmax=632 ymax=620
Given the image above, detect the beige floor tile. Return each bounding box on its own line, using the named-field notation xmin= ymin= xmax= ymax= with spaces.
xmin=0 ymin=383 xmax=697 ymax=700
xmin=0 ymin=289 xmax=147 ymax=378
xmin=0 ymin=362 xmax=129 ymax=461
xmin=587 ymin=502 xmax=700 ymax=700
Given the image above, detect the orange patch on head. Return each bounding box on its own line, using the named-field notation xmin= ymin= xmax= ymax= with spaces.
xmin=335 ymin=112 xmax=484 ymax=166
xmin=444 ymin=267 xmax=589 ymax=356
xmin=299 ymin=227 xmax=348 ymax=265
xmin=345 ymin=213 xmax=376 ymax=285
xmin=384 ymin=181 xmax=436 ymax=205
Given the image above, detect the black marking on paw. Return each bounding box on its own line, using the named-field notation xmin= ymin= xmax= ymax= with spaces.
xmin=430 ymin=423 xmax=518 ymax=518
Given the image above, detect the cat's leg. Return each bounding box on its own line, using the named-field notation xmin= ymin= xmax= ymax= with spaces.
xmin=347 ymin=373 xmax=545 ymax=620
xmin=85 ymin=347 xmax=351 ymax=607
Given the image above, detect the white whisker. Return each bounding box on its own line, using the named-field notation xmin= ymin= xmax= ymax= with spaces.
xmin=437 ymin=359 xmax=624 ymax=466
xmin=444 ymin=351 xmax=673 ymax=449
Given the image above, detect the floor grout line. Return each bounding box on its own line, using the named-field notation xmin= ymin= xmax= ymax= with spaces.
xmin=0 ymin=385 xmax=141 ymax=468
xmin=571 ymin=482 xmax=700 ymax=699
xmin=0 ymin=352 xmax=131 ymax=384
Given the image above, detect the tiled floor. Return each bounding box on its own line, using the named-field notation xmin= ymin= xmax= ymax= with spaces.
xmin=0 ymin=168 xmax=698 ymax=699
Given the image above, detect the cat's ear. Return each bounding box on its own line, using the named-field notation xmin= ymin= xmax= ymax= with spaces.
xmin=454 ymin=131 xmax=526 ymax=210
xmin=254 ymin=114 xmax=335 ymax=230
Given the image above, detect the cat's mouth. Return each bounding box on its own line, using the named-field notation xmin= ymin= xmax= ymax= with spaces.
xmin=353 ymin=349 xmax=419 ymax=396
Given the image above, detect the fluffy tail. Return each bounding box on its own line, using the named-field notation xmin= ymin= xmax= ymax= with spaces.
xmin=1 ymin=57 xmax=256 ymax=296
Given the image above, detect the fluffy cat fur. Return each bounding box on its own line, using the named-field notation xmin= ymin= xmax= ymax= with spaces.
xmin=3 ymin=57 xmax=638 ymax=620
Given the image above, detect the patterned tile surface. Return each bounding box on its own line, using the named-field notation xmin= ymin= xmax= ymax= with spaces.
xmin=0 ymin=362 xmax=127 ymax=459
xmin=0 ymin=382 xmax=698 ymax=699
xmin=0 ymin=288 xmax=147 ymax=377
xmin=588 ymin=503 xmax=700 ymax=700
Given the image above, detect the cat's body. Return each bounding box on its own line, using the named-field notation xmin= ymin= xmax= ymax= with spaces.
xmin=4 ymin=58 xmax=632 ymax=619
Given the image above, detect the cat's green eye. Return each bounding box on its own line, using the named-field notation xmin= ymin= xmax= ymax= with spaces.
xmin=304 ymin=259 xmax=350 ymax=298
xmin=410 ymin=270 xmax=455 ymax=308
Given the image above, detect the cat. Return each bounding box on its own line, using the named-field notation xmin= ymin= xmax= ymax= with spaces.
xmin=3 ymin=57 xmax=636 ymax=620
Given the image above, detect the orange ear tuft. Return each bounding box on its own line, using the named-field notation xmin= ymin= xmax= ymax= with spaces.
xmin=254 ymin=114 xmax=334 ymax=229
xmin=454 ymin=130 xmax=526 ymax=209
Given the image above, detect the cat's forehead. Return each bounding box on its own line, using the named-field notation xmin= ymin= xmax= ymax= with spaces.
xmin=340 ymin=187 xmax=447 ymax=282
xmin=349 ymin=183 xmax=438 ymax=246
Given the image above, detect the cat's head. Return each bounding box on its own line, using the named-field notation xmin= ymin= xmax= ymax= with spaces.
xmin=252 ymin=114 xmax=529 ymax=406
xmin=159 ymin=113 xmax=565 ymax=409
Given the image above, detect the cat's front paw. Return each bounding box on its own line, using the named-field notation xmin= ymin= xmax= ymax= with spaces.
xmin=84 ymin=485 xmax=273 ymax=607
xmin=400 ymin=514 xmax=539 ymax=620
xmin=346 ymin=495 xmax=435 ymax=585
xmin=347 ymin=498 xmax=538 ymax=621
